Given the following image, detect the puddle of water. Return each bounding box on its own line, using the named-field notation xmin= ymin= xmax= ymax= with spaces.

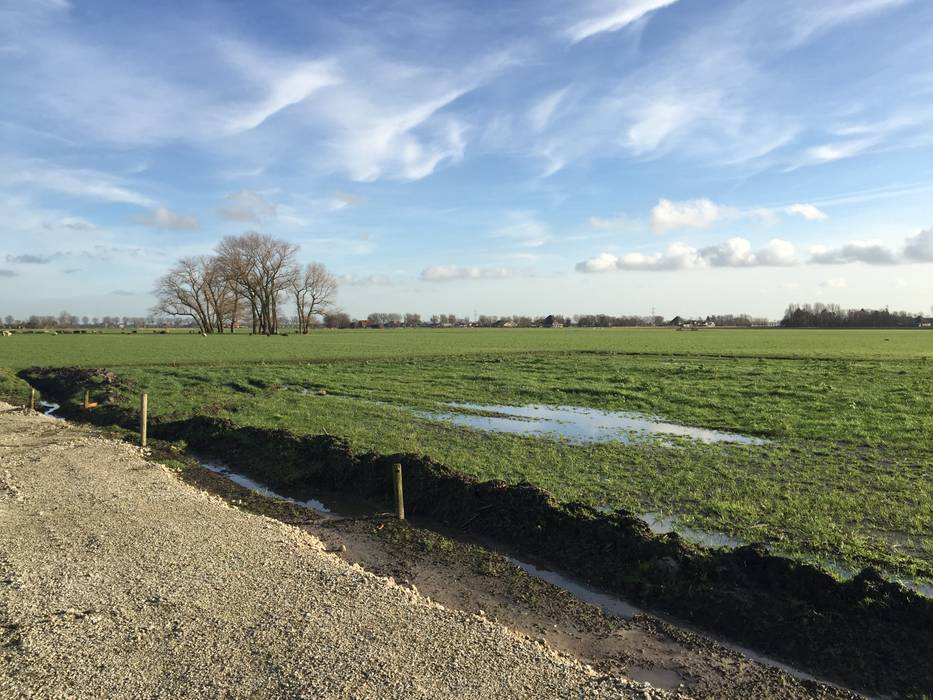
xmin=640 ymin=512 xmax=747 ymax=549
xmin=39 ymin=401 xmax=63 ymax=419
xmin=421 ymin=403 xmax=767 ymax=446
xmin=626 ymin=667 xmax=686 ymax=691
xmin=503 ymin=555 xmax=644 ymax=620
xmin=639 ymin=511 xmax=932 ymax=599
xmin=198 ymin=462 xmax=368 ymax=519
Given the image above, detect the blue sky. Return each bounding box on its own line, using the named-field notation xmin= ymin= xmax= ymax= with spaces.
xmin=2 ymin=0 xmax=932 ymax=320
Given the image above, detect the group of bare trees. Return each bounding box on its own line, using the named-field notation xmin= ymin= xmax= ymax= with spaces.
xmin=153 ymin=233 xmax=336 ymax=335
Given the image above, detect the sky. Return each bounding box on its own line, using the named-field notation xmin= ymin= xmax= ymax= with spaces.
xmin=1 ymin=0 xmax=933 ymax=321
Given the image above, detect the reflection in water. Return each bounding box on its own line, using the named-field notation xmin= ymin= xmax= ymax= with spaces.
xmin=639 ymin=512 xmax=747 ymax=549
xmin=200 ymin=462 xmax=337 ymax=517
xmin=421 ymin=403 xmax=767 ymax=445
xmin=504 ymin=555 xmax=643 ymax=620
xmin=39 ymin=401 xmax=63 ymax=419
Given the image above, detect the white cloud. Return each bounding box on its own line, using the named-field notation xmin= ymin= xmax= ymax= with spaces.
xmin=219 ymin=191 xmax=276 ymax=223
xmin=785 ymin=203 xmax=828 ymax=221
xmin=703 ymin=237 xmax=797 ymax=267
xmin=809 ymin=240 xmax=899 ymax=265
xmin=903 ymin=226 xmax=933 ymax=261
xmin=421 ymin=265 xmax=513 ymax=282
xmin=576 ymin=237 xmax=797 ymax=273
xmin=755 ymin=239 xmax=798 ymax=266
xmin=820 ymin=277 xmax=847 ymax=288
xmin=134 ymin=207 xmax=198 ymax=230
xmin=651 ymin=198 xmax=721 ymax=233
xmin=566 ymin=0 xmax=680 ymax=43
xmin=574 ymin=252 xmax=621 ymax=273
xmin=620 ymin=243 xmax=704 ymax=270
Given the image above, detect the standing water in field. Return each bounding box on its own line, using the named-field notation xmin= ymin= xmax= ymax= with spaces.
xmin=421 ymin=403 xmax=767 ymax=445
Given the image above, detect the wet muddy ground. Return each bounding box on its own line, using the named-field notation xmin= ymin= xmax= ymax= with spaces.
xmin=175 ymin=459 xmax=863 ymax=700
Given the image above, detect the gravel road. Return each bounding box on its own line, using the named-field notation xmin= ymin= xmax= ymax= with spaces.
xmin=0 ymin=404 xmax=677 ymax=699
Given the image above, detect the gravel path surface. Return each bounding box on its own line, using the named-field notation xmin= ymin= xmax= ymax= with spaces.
xmin=0 ymin=405 xmax=676 ymax=699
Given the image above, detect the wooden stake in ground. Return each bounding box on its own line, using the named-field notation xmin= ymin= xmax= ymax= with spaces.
xmin=392 ymin=463 xmax=405 ymax=520
xmin=30 ymin=388 xmax=36 ymax=411
xmin=140 ymin=393 xmax=148 ymax=448
xmin=84 ymin=390 xmax=89 ymax=409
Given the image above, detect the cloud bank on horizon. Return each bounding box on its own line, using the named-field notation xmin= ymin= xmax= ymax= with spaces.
xmin=1 ymin=0 xmax=932 ymax=318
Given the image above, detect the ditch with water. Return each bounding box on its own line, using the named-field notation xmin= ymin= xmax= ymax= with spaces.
xmin=195 ymin=455 xmax=867 ymax=696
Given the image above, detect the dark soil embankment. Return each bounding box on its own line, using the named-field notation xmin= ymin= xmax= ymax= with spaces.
xmin=22 ymin=366 xmax=933 ymax=699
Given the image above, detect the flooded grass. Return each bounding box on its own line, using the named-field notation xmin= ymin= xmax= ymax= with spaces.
xmin=422 ymin=402 xmax=767 ymax=445
xmin=17 ymin=343 xmax=933 ymax=586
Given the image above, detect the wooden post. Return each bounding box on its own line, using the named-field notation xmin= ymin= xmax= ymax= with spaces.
xmin=392 ymin=463 xmax=405 ymax=521
xmin=140 ymin=393 xmax=148 ymax=447
xmin=30 ymin=388 xmax=36 ymax=411
xmin=84 ymin=390 xmax=89 ymax=409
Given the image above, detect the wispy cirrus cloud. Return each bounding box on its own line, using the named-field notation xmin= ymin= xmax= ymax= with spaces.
xmin=564 ymin=0 xmax=680 ymax=44
xmin=0 ymin=160 xmax=154 ymax=206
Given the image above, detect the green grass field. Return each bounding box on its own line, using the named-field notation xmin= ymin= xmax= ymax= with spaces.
xmin=2 ymin=326 xmax=933 ymax=369
xmin=3 ymin=328 xmax=931 ymax=585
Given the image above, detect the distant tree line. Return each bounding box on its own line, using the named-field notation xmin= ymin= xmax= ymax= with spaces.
xmin=152 ymin=232 xmax=337 ymax=335
xmin=1 ymin=313 xmax=178 ymax=329
xmin=780 ymin=303 xmax=931 ymax=328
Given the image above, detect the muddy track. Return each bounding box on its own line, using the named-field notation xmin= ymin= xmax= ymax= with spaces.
xmin=21 ymin=367 xmax=933 ymax=698
xmin=0 ymin=404 xmax=675 ymax=699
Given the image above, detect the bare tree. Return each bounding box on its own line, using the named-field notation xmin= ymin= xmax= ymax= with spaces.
xmin=290 ymin=262 xmax=337 ymax=334
xmin=216 ymin=232 xmax=298 ymax=335
xmin=152 ymin=257 xmax=216 ymax=333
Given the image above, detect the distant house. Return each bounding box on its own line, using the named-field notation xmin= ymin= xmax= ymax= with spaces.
xmin=541 ymin=315 xmax=564 ymax=328
xmin=493 ymin=319 xmax=516 ymax=328
xmin=916 ymin=317 xmax=933 ymax=328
